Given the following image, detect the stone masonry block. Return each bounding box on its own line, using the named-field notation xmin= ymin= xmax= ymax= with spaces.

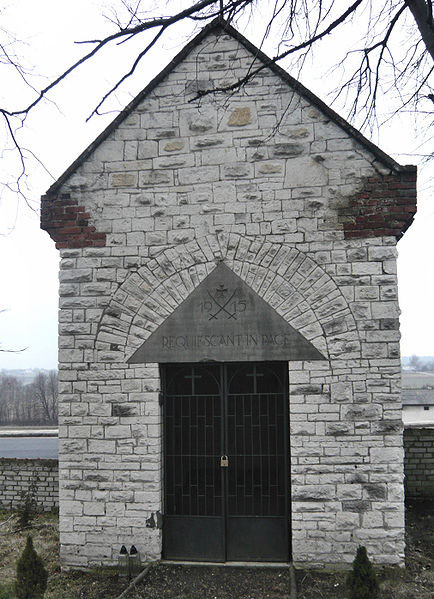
xmin=331 ymin=382 xmax=353 ymax=403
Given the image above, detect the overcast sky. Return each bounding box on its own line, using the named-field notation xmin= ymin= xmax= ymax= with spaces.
xmin=0 ymin=0 xmax=432 ymax=370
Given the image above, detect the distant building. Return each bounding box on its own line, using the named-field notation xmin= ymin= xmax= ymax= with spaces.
xmin=402 ymin=372 xmax=434 ymax=425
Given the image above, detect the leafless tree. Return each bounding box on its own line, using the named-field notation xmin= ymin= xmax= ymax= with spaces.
xmin=0 ymin=0 xmax=432 ymax=197
xmin=409 ymin=354 xmax=422 ymax=369
xmin=2 ymin=372 xmax=58 ymax=425
xmin=32 ymin=371 xmax=58 ymax=423
xmin=0 ymin=373 xmax=59 ymax=425
xmin=0 ymin=376 xmax=26 ymax=424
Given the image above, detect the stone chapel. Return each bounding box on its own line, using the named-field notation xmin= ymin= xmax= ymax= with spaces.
xmin=41 ymin=19 xmax=417 ymax=569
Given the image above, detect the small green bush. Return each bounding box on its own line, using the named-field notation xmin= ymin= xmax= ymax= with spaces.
xmin=16 ymin=477 xmax=38 ymax=529
xmin=347 ymin=546 xmax=379 ymax=599
xmin=15 ymin=536 xmax=48 ymax=599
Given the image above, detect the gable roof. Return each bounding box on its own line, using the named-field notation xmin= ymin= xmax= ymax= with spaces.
xmin=45 ymin=18 xmax=415 ymax=197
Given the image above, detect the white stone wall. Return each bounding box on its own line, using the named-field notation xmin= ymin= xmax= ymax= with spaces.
xmin=403 ymin=406 xmax=434 ymax=425
xmin=54 ymin=29 xmax=404 ymax=568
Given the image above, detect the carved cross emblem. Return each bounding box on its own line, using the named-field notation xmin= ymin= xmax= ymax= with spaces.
xmin=215 ymin=284 xmax=228 ymax=299
xmin=207 ymin=284 xmax=237 ymax=320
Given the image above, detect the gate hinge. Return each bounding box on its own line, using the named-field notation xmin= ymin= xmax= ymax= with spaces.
xmin=159 ymin=392 xmax=164 ymax=406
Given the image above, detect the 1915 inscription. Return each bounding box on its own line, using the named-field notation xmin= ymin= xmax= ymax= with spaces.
xmin=199 ymin=283 xmax=247 ymax=320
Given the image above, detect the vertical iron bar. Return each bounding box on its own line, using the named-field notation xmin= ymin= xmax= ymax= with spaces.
xmin=259 ymin=391 xmax=263 ymax=516
xmin=243 ymin=392 xmax=246 ymax=516
xmin=205 ymin=387 xmax=208 ymax=515
xmin=181 ymin=382 xmax=185 ymax=514
xmin=250 ymin=392 xmax=253 ymax=515
xmin=275 ymin=393 xmax=278 ymax=514
xmin=195 ymin=393 xmax=198 ymax=516
xmin=161 ymin=366 xmax=167 ymax=525
xmin=284 ymin=364 xmax=291 ymax=560
xmin=222 ymin=363 xmax=227 ymax=561
xmin=267 ymin=385 xmax=271 ymax=516
xmin=187 ymin=387 xmax=190 ymax=515
xmin=214 ymin=392 xmax=217 ymax=516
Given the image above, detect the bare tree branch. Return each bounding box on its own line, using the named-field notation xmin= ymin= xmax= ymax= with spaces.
xmin=87 ymin=25 xmax=167 ymax=120
xmin=0 ymin=0 xmax=433 ymax=202
xmin=405 ymin=0 xmax=434 ymax=61
xmin=1 ymin=0 xmax=231 ymax=120
xmin=332 ymin=3 xmax=408 ymax=127
xmin=194 ymin=0 xmax=365 ymax=99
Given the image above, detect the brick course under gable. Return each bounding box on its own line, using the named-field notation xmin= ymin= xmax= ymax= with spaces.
xmin=340 ymin=171 xmax=416 ymax=240
xmin=41 ymin=193 xmax=107 ymax=249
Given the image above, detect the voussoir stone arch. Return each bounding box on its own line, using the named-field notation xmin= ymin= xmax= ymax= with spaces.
xmin=95 ymin=233 xmax=360 ymax=363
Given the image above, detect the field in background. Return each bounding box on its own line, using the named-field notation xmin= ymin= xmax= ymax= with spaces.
xmin=403 ymin=372 xmax=434 ymax=389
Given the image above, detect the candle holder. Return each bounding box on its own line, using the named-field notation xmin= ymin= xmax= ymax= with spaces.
xmin=129 ymin=545 xmax=141 ymax=578
xmin=118 ymin=545 xmax=129 ymax=579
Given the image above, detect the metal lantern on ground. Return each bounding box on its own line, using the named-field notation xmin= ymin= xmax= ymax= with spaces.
xmin=129 ymin=545 xmax=141 ymax=577
xmin=118 ymin=545 xmax=128 ymax=579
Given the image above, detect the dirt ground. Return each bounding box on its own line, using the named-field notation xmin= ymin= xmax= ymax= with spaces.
xmin=0 ymin=499 xmax=432 ymax=599
xmin=129 ymin=498 xmax=434 ymax=599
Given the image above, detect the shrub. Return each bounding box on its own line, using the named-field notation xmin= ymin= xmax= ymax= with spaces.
xmin=16 ymin=476 xmax=38 ymax=529
xmin=347 ymin=546 xmax=379 ymax=599
xmin=15 ymin=536 xmax=48 ymax=599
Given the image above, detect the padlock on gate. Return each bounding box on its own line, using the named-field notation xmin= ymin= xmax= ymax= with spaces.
xmin=220 ymin=455 xmax=229 ymax=467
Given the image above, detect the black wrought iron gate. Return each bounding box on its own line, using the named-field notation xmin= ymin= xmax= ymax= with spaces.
xmin=162 ymin=362 xmax=290 ymax=562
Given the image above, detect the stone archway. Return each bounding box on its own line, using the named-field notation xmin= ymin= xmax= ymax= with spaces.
xmin=95 ymin=233 xmax=359 ymax=363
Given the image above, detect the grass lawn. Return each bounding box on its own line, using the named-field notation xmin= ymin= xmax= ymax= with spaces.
xmin=0 ymin=500 xmax=432 ymax=598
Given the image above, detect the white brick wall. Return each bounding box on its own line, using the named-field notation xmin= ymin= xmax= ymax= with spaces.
xmin=0 ymin=458 xmax=58 ymax=511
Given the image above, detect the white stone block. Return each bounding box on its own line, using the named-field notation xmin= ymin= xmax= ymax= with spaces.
xmin=330 ymin=382 xmax=352 ymax=403
xmin=285 ymin=156 xmax=328 ymax=187
xmin=92 ymin=141 xmax=124 ymax=162
xmin=370 ymin=447 xmax=402 ymax=464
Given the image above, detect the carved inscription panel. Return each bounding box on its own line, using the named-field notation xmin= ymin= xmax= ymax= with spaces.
xmin=128 ymin=263 xmax=324 ymax=363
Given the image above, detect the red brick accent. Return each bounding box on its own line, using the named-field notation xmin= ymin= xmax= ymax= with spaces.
xmin=41 ymin=194 xmax=106 ymax=249
xmin=340 ymin=170 xmax=417 ymax=239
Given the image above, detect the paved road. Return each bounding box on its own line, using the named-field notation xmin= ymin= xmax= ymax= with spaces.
xmin=0 ymin=436 xmax=58 ymax=459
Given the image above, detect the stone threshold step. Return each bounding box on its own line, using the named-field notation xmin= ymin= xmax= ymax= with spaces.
xmin=161 ymin=560 xmax=290 ymax=568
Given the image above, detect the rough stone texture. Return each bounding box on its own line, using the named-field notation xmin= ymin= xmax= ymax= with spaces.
xmin=40 ymin=23 xmax=414 ymax=569
xmin=0 ymin=458 xmax=58 ymax=511
xmin=404 ymin=427 xmax=434 ymax=498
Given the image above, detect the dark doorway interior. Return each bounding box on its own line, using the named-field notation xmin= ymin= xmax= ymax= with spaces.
xmin=161 ymin=362 xmax=290 ymax=562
